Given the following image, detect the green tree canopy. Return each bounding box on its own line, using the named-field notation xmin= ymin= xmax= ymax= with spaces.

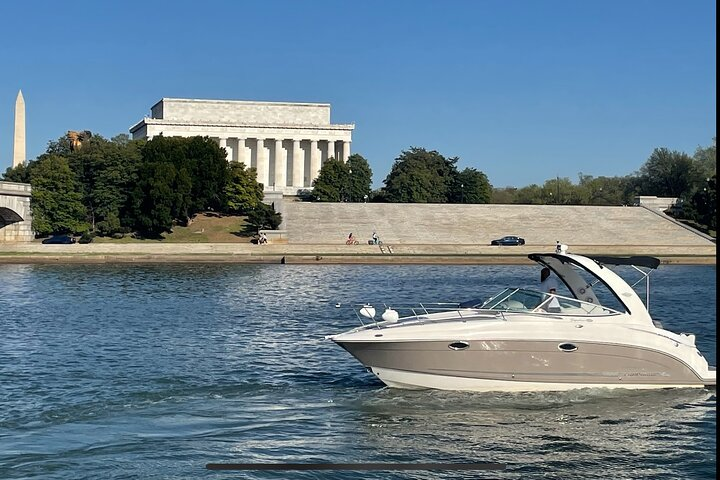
xmin=126 ymin=135 xmax=230 ymax=234
xmin=542 ymin=177 xmax=578 ymax=204
xmin=382 ymin=147 xmax=458 ymax=203
xmin=346 ymin=154 xmax=373 ymax=202
xmin=225 ymin=162 xmax=264 ymax=214
xmin=688 ymin=175 xmax=716 ymax=231
xmin=29 ymin=155 xmax=88 ymax=236
xmin=450 ymin=168 xmax=492 ymax=204
xmin=128 ymin=159 xmax=192 ymax=237
xmin=637 ymin=148 xmax=704 ymax=198
xmin=246 ymin=202 xmax=282 ymax=231
xmin=185 ymin=136 xmax=229 ymax=212
xmin=311 ymin=157 xmax=347 ymax=202
xmin=65 ymin=134 xmax=143 ymax=235
xmin=3 ymin=163 xmax=31 ymax=183
xmin=693 ymin=138 xmax=716 ymax=177
xmin=576 ymin=174 xmax=636 ymax=205
xmin=490 ymin=187 xmax=518 ymax=204
xmin=513 ymin=184 xmax=544 ymax=204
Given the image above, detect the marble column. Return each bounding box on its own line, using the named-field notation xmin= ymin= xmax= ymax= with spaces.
xmin=236 ymin=138 xmax=246 ymax=165
xmin=292 ymin=139 xmax=303 ymax=188
xmin=218 ymin=137 xmax=229 ymax=160
xmin=310 ymin=140 xmax=320 ymax=184
xmin=327 ymin=140 xmax=335 ymax=161
xmin=274 ymin=139 xmax=286 ymax=189
xmin=342 ymin=141 xmax=351 ymax=162
xmin=256 ymin=138 xmax=268 ymax=188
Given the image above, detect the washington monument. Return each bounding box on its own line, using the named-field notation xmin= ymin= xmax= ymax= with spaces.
xmin=13 ymin=90 xmax=25 ymax=167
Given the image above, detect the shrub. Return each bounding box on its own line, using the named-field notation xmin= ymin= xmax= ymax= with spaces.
xmin=78 ymin=232 xmax=95 ymax=244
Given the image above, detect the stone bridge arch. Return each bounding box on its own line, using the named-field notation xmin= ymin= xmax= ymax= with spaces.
xmin=0 ymin=181 xmax=33 ymax=242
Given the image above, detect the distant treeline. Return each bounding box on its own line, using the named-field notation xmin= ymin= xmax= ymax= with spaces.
xmin=313 ymin=142 xmax=715 ymax=232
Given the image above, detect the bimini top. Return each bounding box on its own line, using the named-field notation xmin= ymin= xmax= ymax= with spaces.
xmin=587 ymin=255 xmax=661 ymax=269
xmin=528 ymin=252 xmax=659 ymax=325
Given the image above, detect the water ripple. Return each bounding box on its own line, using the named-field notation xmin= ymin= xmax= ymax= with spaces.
xmin=0 ymin=263 xmax=715 ymax=479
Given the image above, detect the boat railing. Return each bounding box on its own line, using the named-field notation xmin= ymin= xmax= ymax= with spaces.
xmin=352 ymin=302 xmax=482 ymax=327
xmin=351 ymin=293 xmax=621 ymax=328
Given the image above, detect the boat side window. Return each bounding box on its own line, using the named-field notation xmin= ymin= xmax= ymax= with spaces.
xmin=480 ymin=288 xmax=516 ymax=309
xmin=484 ymin=289 xmax=545 ymax=311
xmin=535 ymin=295 xmax=620 ymax=315
xmin=512 ymin=290 xmax=546 ymax=310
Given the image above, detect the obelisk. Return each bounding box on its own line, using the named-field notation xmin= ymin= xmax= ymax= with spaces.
xmin=13 ymin=90 xmax=26 ymax=167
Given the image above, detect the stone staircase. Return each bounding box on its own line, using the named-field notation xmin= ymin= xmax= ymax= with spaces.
xmin=283 ymin=203 xmax=715 ymax=246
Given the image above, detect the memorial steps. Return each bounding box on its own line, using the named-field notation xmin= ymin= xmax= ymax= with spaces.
xmin=283 ymin=203 xmax=714 ymax=247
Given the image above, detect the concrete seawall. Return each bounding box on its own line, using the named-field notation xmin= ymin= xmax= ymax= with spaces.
xmin=0 ymin=243 xmax=714 ymax=264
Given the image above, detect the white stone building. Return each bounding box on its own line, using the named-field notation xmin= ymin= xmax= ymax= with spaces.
xmin=129 ymin=98 xmax=354 ymax=195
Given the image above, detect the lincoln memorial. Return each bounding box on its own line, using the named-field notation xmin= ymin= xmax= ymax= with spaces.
xmin=129 ymin=98 xmax=354 ymax=195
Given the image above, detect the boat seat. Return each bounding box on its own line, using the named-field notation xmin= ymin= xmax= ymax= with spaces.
xmin=505 ymin=300 xmax=526 ymax=310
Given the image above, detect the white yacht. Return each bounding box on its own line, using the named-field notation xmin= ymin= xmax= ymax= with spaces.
xmin=326 ymin=251 xmax=716 ymax=392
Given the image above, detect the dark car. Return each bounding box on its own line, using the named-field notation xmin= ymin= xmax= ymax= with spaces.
xmin=490 ymin=235 xmax=525 ymax=246
xmin=41 ymin=235 xmax=76 ymax=244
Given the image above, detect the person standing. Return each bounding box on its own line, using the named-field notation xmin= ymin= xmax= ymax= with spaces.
xmin=540 ymin=267 xmax=559 ymax=294
xmin=540 ymin=267 xmax=561 ymax=312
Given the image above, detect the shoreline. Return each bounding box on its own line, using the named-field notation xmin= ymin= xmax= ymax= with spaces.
xmin=0 ymin=243 xmax=715 ymax=265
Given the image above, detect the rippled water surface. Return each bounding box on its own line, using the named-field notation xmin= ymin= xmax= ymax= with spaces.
xmin=0 ymin=263 xmax=716 ymax=479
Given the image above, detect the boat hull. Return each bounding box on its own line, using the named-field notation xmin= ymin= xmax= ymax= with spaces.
xmin=335 ymin=339 xmax=715 ymax=391
xmin=368 ymin=366 xmax=708 ymax=392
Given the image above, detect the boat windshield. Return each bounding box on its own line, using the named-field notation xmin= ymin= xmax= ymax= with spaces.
xmin=480 ymin=288 xmax=620 ymax=315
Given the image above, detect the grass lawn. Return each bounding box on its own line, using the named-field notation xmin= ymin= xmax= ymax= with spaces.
xmin=92 ymin=213 xmax=255 ymax=243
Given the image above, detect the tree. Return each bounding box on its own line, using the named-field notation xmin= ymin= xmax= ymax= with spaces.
xmin=224 ymin=162 xmax=264 ymax=214
xmin=246 ymin=202 xmax=282 ymax=231
xmin=490 ymin=187 xmax=518 ymax=204
xmin=311 ymin=158 xmax=347 ymax=202
xmin=689 ymin=175 xmax=716 ymax=231
xmin=29 ymin=155 xmax=88 ymax=236
xmin=382 ymin=147 xmax=458 ymax=203
xmin=2 ymin=163 xmax=31 ymax=183
xmin=577 ymin=174 xmax=636 ymax=205
xmin=693 ymin=138 xmax=716 ymax=178
xmin=346 ymin=154 xmax=373 ymax=202
xmin=542 ymin=177 xmax=578 ymax=204
xmin=185 ymin=136 xmax=229 ymax=213
xmin=513 ymin=184 xmax=545 ymax=204
xmin=128 ymin=135 xmax=227 ymax=232
xmin=449 ymin=168 xmax=492 ymax=204
xmin=637 ymin=148 xmax=704 ymax=198
xmin=65 ymin=134 xmax=143 ymax=235
xmin=128 ymin=160 xmax=191 ymax=237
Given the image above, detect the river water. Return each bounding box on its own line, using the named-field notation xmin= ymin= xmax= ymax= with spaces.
xmin=0 ymin=263 xmax=715 ymax=479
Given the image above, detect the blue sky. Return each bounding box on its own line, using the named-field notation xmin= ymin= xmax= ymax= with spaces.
xmin=0 ymin=0 xmax=715 ymax=188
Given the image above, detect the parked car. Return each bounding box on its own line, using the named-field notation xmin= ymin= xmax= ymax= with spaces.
xmin=490 ymin=235 xmax=525 ymax=246
xmin=41 ymin=234 xmax=76 ymax=244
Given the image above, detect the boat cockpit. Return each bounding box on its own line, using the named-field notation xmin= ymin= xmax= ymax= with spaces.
xmin=476 ymin=287 xmax=621 ymax=316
